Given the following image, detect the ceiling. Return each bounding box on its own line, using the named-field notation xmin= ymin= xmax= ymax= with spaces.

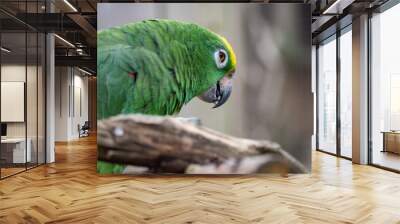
xmin=0 ymin=0 xmax=395 ymax=73
xmin=0 ymin=0 xmax=98 ymax=74
xmin=309 ymin=0 xmax=390 ymax=43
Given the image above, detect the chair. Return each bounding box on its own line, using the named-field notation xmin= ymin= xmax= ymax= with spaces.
xmin=79 ymin=121 xmax=90 ymax=138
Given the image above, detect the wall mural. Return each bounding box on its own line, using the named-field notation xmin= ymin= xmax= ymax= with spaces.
xmin=96 ymin=3 xmax=312 ymax=175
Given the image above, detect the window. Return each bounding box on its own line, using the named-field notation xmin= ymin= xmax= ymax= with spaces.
xmin=317 ymin=26 xmax=353 ymax=159
xmin=317 ymin=36 xmax=337 ymax=154
xmin=370 ymin=3 xmax=400 ymax=171
xmin=340 ymin=28 xmax=352 ymax=158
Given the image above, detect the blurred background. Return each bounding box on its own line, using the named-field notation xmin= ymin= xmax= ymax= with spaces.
xmin=98 ymin=3 xmax=312 ymax=171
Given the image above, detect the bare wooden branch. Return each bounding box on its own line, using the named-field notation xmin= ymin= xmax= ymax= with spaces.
xmin=98 ymin=115 xmax=307 ymax=174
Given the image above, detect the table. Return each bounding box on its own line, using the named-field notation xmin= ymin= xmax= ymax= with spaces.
xmin=382 ymin=131 xmax=400 ymax=154
xmin=1 ymin=138 xmax=31 ymax=163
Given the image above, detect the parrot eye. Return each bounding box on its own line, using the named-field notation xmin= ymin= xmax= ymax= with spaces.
xmin=214 ymin=49 xmax=228 ymax=69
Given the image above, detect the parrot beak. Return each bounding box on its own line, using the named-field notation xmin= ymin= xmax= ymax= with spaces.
xmin=198 ymin=74 xmax=233 ymax=108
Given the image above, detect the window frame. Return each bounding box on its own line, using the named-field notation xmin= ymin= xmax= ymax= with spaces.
xmin=315 ymin=24 xmax=353 ymax=161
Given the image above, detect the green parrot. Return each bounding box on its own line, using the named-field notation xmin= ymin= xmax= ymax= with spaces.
xmin=97 ymin=19 xmax=237 ymax=174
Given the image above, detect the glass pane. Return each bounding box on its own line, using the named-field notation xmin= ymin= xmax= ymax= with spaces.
xmin=1 ymin=30 xmax=27 ymax=177
xmin=0 ymin=1 xmax=46 ymax=178
xmin=340 ymin=29 xmax=352 ymax=158
xmin=38 ymin=32 xmax=45 ymax=165
xmin=318 ymin=37 xmax=337 ymax=154
xmin=27 ymin=31 xmax=38 ymax=169
xmin=26 ymin=0 xmax=39 ymax=168
xmin=371 ymin=3 xmax=400 ymax=171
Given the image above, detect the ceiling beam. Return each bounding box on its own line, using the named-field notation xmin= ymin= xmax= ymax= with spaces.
xmin=67 ymin=13 xmax=97 ymax=47
xmin=13 ymin=13 xmax=82 ymax=32
xmin=55 ymin=55 xmax=96 ymax=72
xmin=322 ymin=0 xmax=356 ymax=14
xmin=312 ymin=15 xmax=335 ymax=33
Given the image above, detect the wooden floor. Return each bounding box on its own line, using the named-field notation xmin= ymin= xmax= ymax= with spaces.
xmin=1 ymin=135 xmax=400 ymax=224
xmin=1 ymin=167 xmax=26 ymax=178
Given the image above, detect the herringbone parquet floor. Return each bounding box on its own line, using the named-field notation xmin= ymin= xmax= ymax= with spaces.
xmin=1 ymin=135 xmax=400 ymax=224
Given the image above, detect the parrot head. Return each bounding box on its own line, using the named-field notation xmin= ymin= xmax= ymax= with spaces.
xmin=194 ymin=31 xmax=237 ymax=108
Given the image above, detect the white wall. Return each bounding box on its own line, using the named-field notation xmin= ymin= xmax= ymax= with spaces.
xmin=1 ymin=65 xmax=35 ymax=137
xmin=55 ymin=67 xmax=89 ymax=141
xmin=71 ymin=73 xmax=89 ymax=138
xmin=1 ymin=65 xmax=26 ymax=141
